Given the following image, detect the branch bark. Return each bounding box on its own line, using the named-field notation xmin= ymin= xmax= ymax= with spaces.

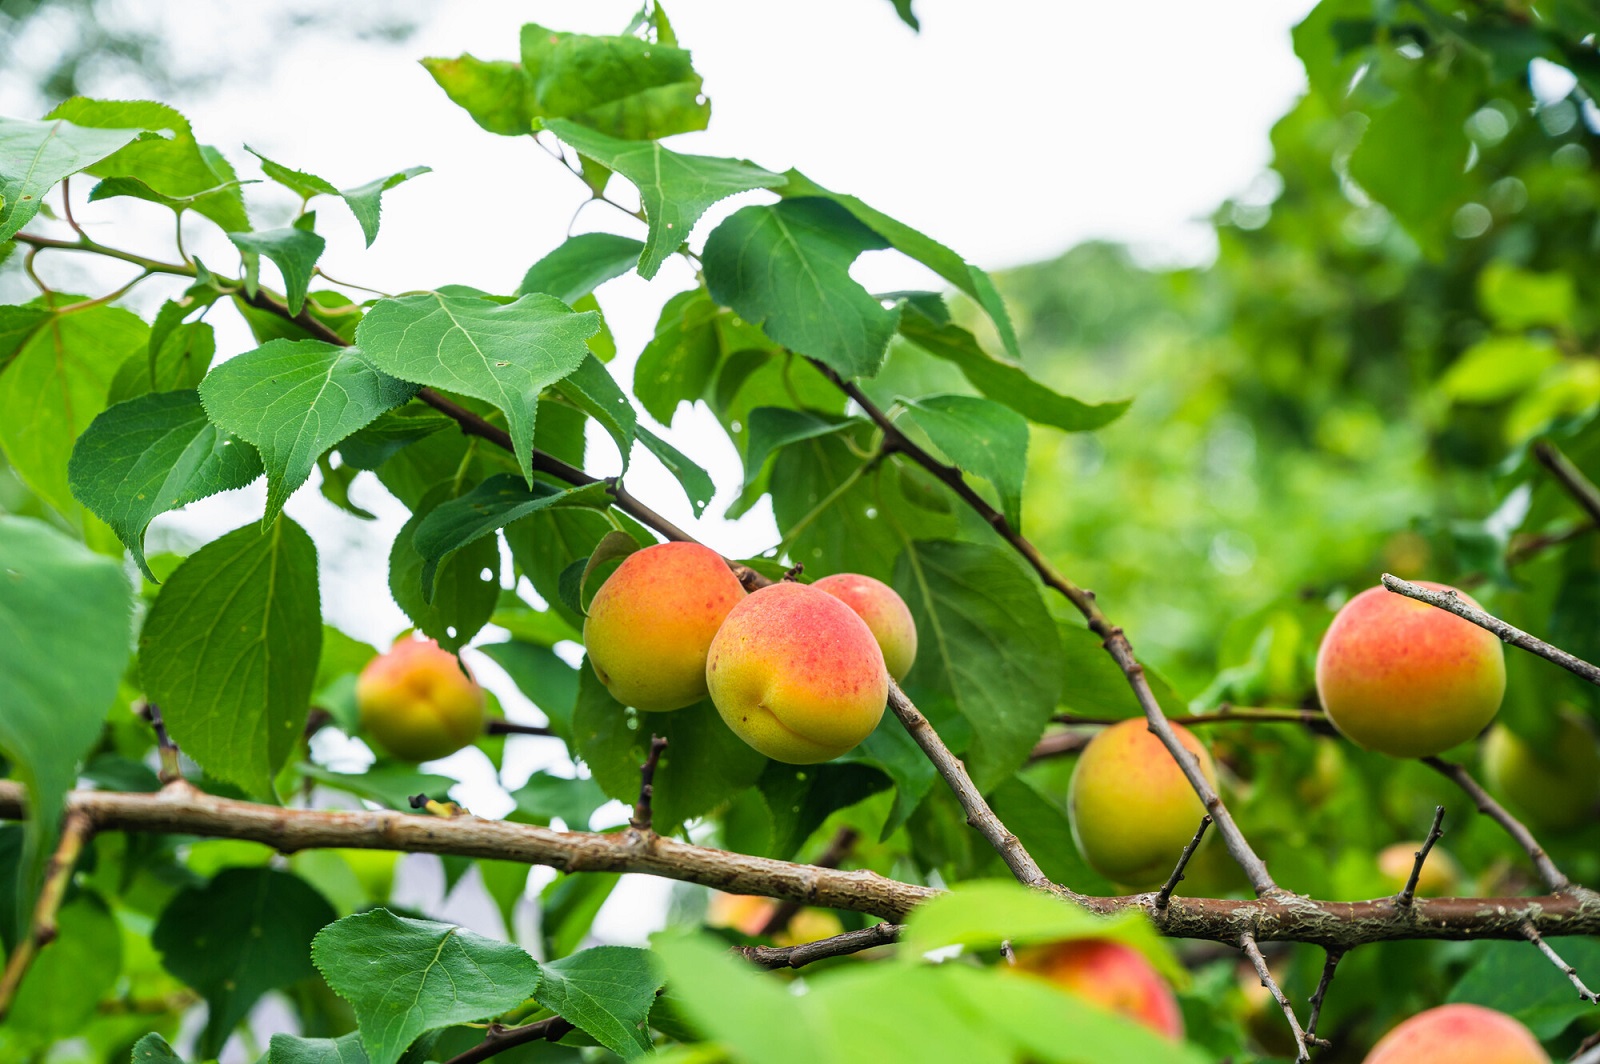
xmin=736 ymin=922 xmax=902 ymax=969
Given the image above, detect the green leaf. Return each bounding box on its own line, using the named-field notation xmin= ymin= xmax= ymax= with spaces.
xmin=543 ymin=120 xmax=785 ymax=279
xmin=0 ymin=517 xmax=131 ymax=926
xmin=534 ymin=946 xmax=663 ymax=1059
xmin=46 ymin=98 xmax=248 ymax=232
xmin=572 ymin=668 xmax=766 ymax=830
xmin=339 ymin=167 xmax=430 ymax=247
xmin=0 ymin=304 xmax=51 ymax=372
xmin=355 ymin=292 xmax=601 ymax=486
xmin=300 ymin=762 xmax=459 ymax=811
xmin=651 ymin=931 xmax=821 ymax=1064
xmin=741 ymin=407 xmax=856 ymax=493
xmin=267 ymin=1032 xmax=370 ymax=1064
xmin=510 ymin=771 xmax=609 ymax=829
xmin=902 ymin=394 xmax=1028 ymax=530
xmin=899 ymin=307 xmax=1129 ymax=432
xmin=6 ymin=893 xmax=122 ymax=1041
xmin=769 ymin=429 xmax=907 ymax=580
xmin=522 ymin=23 xmax=710 ymax=141
xmin=420 ymin=55 xmax=538 ymax=136
xmin=389 ymin=484 xmax=501 ymax=653
xmin=840 ymin=722 xmax=938 ymax=838
xmin=0 ymin=297 xmax=148 ymax=517
xmin=1449 ymin=937 xmax=1600 ymax=1038
xmin=108 ymin=317 xmax=217 ymax=403
xmin=246 ymin=146 xmax=338 ymax=199
xmin=553 ymin=352 xmax=636 ymax=466
xmin=130 ymin=1033 xmax=187 ymax=1064
xmin=0 ymin=116 xmax=144 ymax=239
xmin=541 ymin=872 xmax=621 ymax=960
xmin=518 ymin=232 xmax=645 ymax=303
xmin=198 ymin=338 xmax=416 ymax=524
xmin=703 ymin=197 xmax=898 ymax=379
xmin=480 ymin=640 xmax=581 ymax=739
xmin=1478 ymin=262 xmax=1577 ymax=331
xmin=894 ymin=540 xmax=1063 ymax=789
xmin=412 ymin=474 xmax=611 ymax=599
xmin=312 ymin=909 xmax=542 ymax=1064
xmin=1057 ymin=624 xmax=1186 ymax=719
xmin=153 ymin=867 xmax=335 ymax=1058
xmin=1439 ymin=336 xmax=1560 ymax=404
xmin=780 ymin=170 xmax=1019 ymax=359
xmin=229 ymin=226 xmax=326 ymax=315
xmin=632 ymin=288 xmax=722 ymax=424
xmin=88 ymin=174 xmax=256 ymax=212
xmin=636 ymin=424 xmax=716 ymax=517
xmin=68 ymin=389 xmax=264 ymax=580
xmin=138 ymin=518 xmax=322 ymax=796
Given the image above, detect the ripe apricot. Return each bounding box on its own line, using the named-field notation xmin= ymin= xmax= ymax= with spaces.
xmin=1364 ymin=1003 xmax=1547 ymax=1063
xmin=812 ymin=573 xmax=918 ymax=681
xmin=1014 ymin=938 xmax=1184 ymax=1040
xmin=357 ymin=635 xmax=485 ymax=762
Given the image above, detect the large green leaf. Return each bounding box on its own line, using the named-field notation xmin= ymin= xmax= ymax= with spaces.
xmin=518 ymin=232 xmax=645 ymax=303
xmin=0 ymin=516 xmax=131 ymax=927
xmin=312 ymin=909 xmax=542 ymax=1064
xmin=267 ymin=1033 xmax=369 ymax=1064
xmin=229 ymin=224 xmax=326 ymax=316
xmin=781 ymin=170 xmax=1020 ymax=360
xmin=651 ymin=931 xmax=821 ymax=1064
xmin=46 ymin=98 xmax=248 ymax=232
xmin=355 ymin=292 xmax=600 ymax=486
xmin=632 ymin=288 xmax=721 ymax=424
xmin=544 ymin=120 xmax=785 ymax=279
xmin=411 ymin=474 xmax=610 ymax=598
xmin=0 ymin=116 xmax=144 ymax=240
xmin=533 ymin=946 xmax=664 ymax=1059
xmin=198 ymin=338 xmax=416 ymax=524
xmin=108 ymin=317 xmax=216 ymax=403
xmin=68 ymin=389 xmax=263 ymax=580
xmin=553 ymin=352 xmax=636 ymax=466
xmin=902 ymin=394 xmax=1028 ymax=530
xmin=768 ymin=430 xmax=908 ymax=581
xmin=898 ymin=307 xmax=1129 ymax=432
xmin=703 ymin=197 xmax=899 ymax=379
xmin=742 ymin=406 xmax=857 ymax=493
xmin=893 ymin=540 xmax=1062 ymax=790
xmin=153 ymin=868 xmax=336 ymax=1058
xmin=138 ymin=518 xmax=322 ymax=796
xmin=389 ymin=483 xmax=501 ymax=654
xmin=0 ymin=297 xmax=149 ymax=517
xmin=522 ymin=22 xmax=709 ymax=140
xmin=421 ymin=55 xmax=539 ymax=136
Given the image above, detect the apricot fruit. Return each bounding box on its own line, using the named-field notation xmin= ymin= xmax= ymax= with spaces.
xmin=811 ymin=573 xmax=918 ymax=681
xmin=1014 ymin=938 xmax=1184 ymax=1040
xmin=1376 ymin=841 xmax=1461 ymax=897
xmin=1068 ymin=719 xmax=1218 ymax=888
xmin=583 ymin=542 xmax=746 ymax=711
xmin=706 ymin=892 xmax=847 ymax=946
xmin=706 ymin=581 xmax=888 ymax=763
xmin=356 ymin=635 xmax=485 ymax=762
xmin=1316 ymin=582 xmax=1505 ymax=757
xmin=1482 ymin=713 xmax=1600 ymax=831
xmin=1364 ymin=1003 xmax=1547 ymax=1063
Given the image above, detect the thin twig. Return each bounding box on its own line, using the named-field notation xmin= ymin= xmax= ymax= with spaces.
xmin=1303 ymin=948 xmax=1344 ymax=1050
xmin=1240 ymin=932 xmax=1310 ymax=1063
xmin=12 ymin=230 xmax=193 ymax=276
xmin=486 ymin=720 xmax=557 ymax=738
xmin=442 ymin=1016 xmax=575 ymax=1064
xmin=1573 ymin=1029 xmax=1600 ymax=1064
xmin=1523 ymin=920 xmax=1600 ymax=1003
xmin=138 ymin=703 xmax=182 ymax=784
xmin=1054 ymin=706 xmax=1333 ymax=731
xmin=736 ymin=922 xmax=902 ymax=969
xmin=1422 ymin=757 xmax=1569 ymax=893
xmin=821 ymin=361 xmax=1280 ymax=898
xmin=61 ymin=178 xmax=86 ymax=238
xmin=757 ymin=827 xmax=860 ymax=937
xmin=630 ymin=736 xmax=669 ymax=832
xmin=0 ymin=812 xmax=94 ymax=1020
xmin=1028 ymin=730 xmax=1095 ymax=761
xmin=1155 ymin=816 xmax=1212 ymax=911
xmin=1395 ymin=806 xmax=1447 ymax=908
xmin=1382 ymin=574 xmax=1600 ymax=688
xmin=887 ymin=684 xmax=1055 ymax=891
xmin=1534 ymin=440 xmax=1600 ymax=526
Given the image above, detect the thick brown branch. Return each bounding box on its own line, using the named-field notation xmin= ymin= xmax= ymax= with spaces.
xmin=821 ymin=363 xmax=1279 ymax=897
xmin=1422 ymin=757 xmax=1570 ymax=893
xmin=1241 ymin=932 xmax=1310 ymax=1063
xmin=1383 ymin=574 xmax=1600 ymax=689
xmin=736 ymin=922 xmax=902 ymax=969
xmin=888 ymin=684 xmax=1054 ymax=891
xmin=0 ymin=811 xmax=94 ymax=1020
xmin=5 ymin=783 xmax=1600 ymax=948
xmin=1395 ymin=806 xmax=1447 ymax=908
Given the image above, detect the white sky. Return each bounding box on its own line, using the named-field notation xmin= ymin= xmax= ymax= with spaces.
xmin=8 ymin=0 xmax=1314 ymax=981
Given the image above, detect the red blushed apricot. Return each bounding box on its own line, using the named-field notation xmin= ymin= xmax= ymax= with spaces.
xmin=1364 ymin=1003 xmax=1548 ymax=1063
xmin=357 ymin=635 xmax=485 ymax=762
xmin=1068 ymin=719 xmax=1217 ymax=889
xmin=583 ymin=542 xmax=746 ymax=712
xmin=1316 ymin=582 xmax=1506 ymax=758
xmin=706 ymin=581 xmax=888 ymax=763
xmin=1013 ymin=939 xmax=1184 ymax=1040
xmin=812 ymin=573 xmax=918 ymax=681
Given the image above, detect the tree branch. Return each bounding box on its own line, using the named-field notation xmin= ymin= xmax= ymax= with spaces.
xmin=629 ymin=735 xmax=669 ymax=833
xmin=1303 ymin=948 xmax=1343 ymax=1051
xmin=1240 ymin=931 xmax=1310 ymax=1063
xmin=1534 ymin=440 xmax=1600 ymax=526
xmin=1394 ymin=806 xmax=1447 ymax=908
xmin=0 ymin=811 xmax=94 ymax=1021
xmin=442 ymin=1016 xmax=574 ymax=1064
xmin=1421 ymin=756 xmax=1571 ymax=893
xmin=5 ymin=783 xmax=1600 ymax=947
xmin=757 ymin=827 xmax=859 ymax=937
xmin=819 ymin=362 xmax=1280 ymax=897
xmin=1382 ymin=574 xmax=1600 ymax=688
xmin=736 ymin=922 xmax=902 ymax=969
xmin=1154 ymin=816 xmax=1211 ymax=911
xmin=1523 ymin=920 xmax=1600 ymax=1003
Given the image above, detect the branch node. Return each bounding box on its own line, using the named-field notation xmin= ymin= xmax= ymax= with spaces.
xmin=1395 ymin=805 xmax=1447 ymax=909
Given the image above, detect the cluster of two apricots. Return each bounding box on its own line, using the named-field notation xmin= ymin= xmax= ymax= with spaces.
xmin=582 ymin=542 xmax=917 ymax=763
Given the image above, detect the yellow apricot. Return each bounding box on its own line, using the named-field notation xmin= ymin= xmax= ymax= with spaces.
xmin=812 ymin=573 xmax=918 ymax=682
xmin=357 ymin=635 xmax=485 ymax=762
xmin=1364 ymin=1004 xmax=1548 ymax=1063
